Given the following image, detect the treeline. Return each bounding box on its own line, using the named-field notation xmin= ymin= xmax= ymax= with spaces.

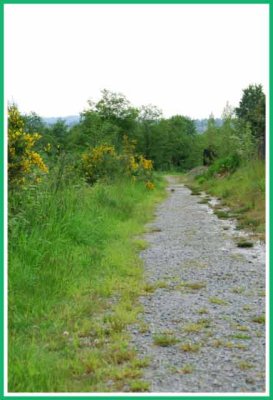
xmin=12 ymin=89 xmax=200 ymax=178
xmin=11 ymin=84 xmax=265 ymax=187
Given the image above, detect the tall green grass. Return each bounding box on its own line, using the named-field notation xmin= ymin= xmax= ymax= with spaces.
xmin=8 ymin=177 xmax=166 ymax=392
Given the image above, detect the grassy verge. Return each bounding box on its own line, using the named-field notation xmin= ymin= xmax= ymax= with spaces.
xmin=8 ymin=176 xmax=166 ymax=392
xmin=181 ymin=160 xmax=265 ymax=240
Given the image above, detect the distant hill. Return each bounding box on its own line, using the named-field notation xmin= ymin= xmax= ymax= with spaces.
xmin=194 ymin=118 xmax=223 ymax=133
xmin=43 ymin=115 xmax=80 ymax=127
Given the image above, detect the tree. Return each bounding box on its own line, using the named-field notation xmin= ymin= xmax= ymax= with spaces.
xmin=22 ymin=112 xmax=46 ymax=134
xmin=218 ymin=102 xmax=238 ymax=158
xmin=136 ymin=105 xmax=162 ymax=160
xmin=235 ymin=84 xmax=265 ymax=159
xmin=87 ymin=90 xmax=139 ymax=148
xmin=49 ymin=119 xmax=69 ymax=148
xmin=136 ymin=113 xmax=197 ymax=170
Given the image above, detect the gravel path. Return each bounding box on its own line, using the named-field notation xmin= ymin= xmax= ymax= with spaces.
xmin=130 ymin=176 xmax=266 ymax=393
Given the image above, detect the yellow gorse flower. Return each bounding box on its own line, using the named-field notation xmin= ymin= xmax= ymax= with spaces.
xmin=81 ymin=144 xmax=118 ymax=184
xmin=145 ymin=181 xmax=155 ymax=190
xmin=140 ymin=157 xmax=153 ymax=170
xmin=81 ymin=137 xmax=155 ymax=189
xmin=129 ymin=156 xmax=138 ymax=171
xmin=8 ymin=104 xmax=48 ymax=186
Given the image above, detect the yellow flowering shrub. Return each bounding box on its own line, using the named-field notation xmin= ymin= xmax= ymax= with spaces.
xmin=145 ymin=181 xmax=155 ymax=190
xmin=82 ymin=144 xmax=120 ymax=184
xmin=8 ymin=105 xmax=48 ymax=186
xmin=82 ymin=136 xmax=155 ymax=188
xmin=121 ymin=136 xmax=154 ymax=185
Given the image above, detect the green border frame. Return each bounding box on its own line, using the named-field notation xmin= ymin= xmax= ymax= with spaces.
xmin=1 ymin=1 xmax=270 ymax=399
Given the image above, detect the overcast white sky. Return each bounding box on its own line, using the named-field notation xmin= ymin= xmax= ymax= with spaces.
xmin=5 ymin=4 xmax=269 ymax=119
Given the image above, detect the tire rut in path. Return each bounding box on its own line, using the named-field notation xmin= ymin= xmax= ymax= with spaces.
xmin=130 ymin=176 xmax=266 ymax=393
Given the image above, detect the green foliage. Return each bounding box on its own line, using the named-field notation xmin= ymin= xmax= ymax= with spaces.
xmin=22 ymin=111 xmax=46 ymax=134
xmin=85 ymin=89 xmax=139 ymax=149
xmin=49 ymin=119 xmax=69 ymax=148
xmin=203 ymin=154 xmax=241 ymax=179
xmin=235 ymin=84 xmax=265 ymax=159
xmin=134 ymin=114 xmax=198 ymax=170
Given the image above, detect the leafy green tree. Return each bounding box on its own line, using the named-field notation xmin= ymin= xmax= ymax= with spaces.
xmin=69 ymin=110 xmax=120 ymax=150
xmin=218 ymin=102 xmax=239 ymax=158
xmin=87 ymin=90 xmax=139 ymax=148
xmin=135 ymin=105 xmax=162 ymax=160
xmin=22 ymin=112 xmax=46 ymax=134
xmin=135 ymin=113 xmax=197 ymax=170
xmin=50 ymin=119 xmax=69 ymax=148
xmin=235 ymin=84 xmax=265 ymax=159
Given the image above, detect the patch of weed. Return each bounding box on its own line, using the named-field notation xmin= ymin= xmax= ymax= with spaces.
xmin=252 ymin=315 xmax=265 ymax=324
xmin=211 ymin=339 xmax=224 ymax=348
xmin=181 ymin=342 xmax=201 ymax=352
xmin=235 ymin=325 xmax=249 ymax=332
xmin=133 ymin=239 xmax=149 ymax=251
xmin=231 ymin=287 xmax=245 ymax=294
xmin=235 ymin=343 xmax=247 ymax=350
xmin=131 ymin=357 xmax=150 ymax=369
xmin=214 ymin=210 xmax=230 ymax=219
xmin=209 ymin=297 xmax=228 ymax=305
xmin=224 ymin=341 xmax=234 ymax=349
xmin=236 ymin=240 xmax=254 ymax=248
xmin=198 ymin=199 xmax=209 ymax=204
xmin=190 ymin=189 xmax=201 ymax=196
xmin=113 ymin=367 xmax=143 ymax=382
xmin=155 ymin=281 xmax=169 ymax=289
xmin=238 ymin=361 xmax=253 ymax=370
xmin=148 ymin=227 xmax=162 ymax=233
xmin=184 ymin=319 xmax=210 ymax=333
xmin=243 ymin=305 xmax=252 ymax=311
xmin=183 ymin=281 xmax=207 ymax=290
xmin=106 ymin=343 xmax=136 ymax=365
xmin=138 ymin=322 xmax=149 ymax=334
xmin=142 ymin=280 xmax=168 ymax=294
xmin=153 ymin=333 xmax=179 ymax=347
xmin=198 ymin=308 xmax=209 ymax=315
xmin=142 ymin=284 xmax=156 ymax=294
xmin=179 ymin=364 xmax=195 ymax=374
xmin=182 ymin=259 xmax=208 ymax=269
xmin=231 ymin=333 xmax=251 ymax=340
xmin=130 ymin=380 xmax=150 ymax=392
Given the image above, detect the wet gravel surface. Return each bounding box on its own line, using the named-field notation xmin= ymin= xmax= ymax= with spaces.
xmin=130 ymin=177 xmax=266 ymax=393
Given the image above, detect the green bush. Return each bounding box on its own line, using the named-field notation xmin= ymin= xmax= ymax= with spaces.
xmin=205 ymin=154 xmax=241 ymax=178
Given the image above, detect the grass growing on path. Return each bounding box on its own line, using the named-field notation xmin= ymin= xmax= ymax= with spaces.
xmin=180 ymin=160 xmax=265 ymax=239
xmin=8 ymin=177 xmax=166 ymax=392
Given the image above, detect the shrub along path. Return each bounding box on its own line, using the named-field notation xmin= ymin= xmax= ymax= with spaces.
xmin=130 ymin=176 xmax=266 ymax=393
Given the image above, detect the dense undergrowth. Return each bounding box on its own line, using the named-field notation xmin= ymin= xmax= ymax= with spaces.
xmin=9 ymin=177 xmax=166 ymax=392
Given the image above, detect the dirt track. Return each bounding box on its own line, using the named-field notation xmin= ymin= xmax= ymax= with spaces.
xmin=130 ymin=176 xmax=266 ymax=393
